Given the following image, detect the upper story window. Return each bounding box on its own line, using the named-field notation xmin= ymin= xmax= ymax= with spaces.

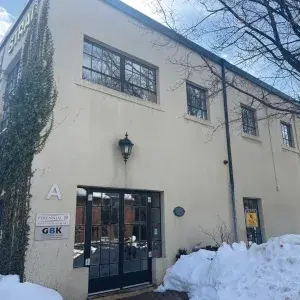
xmin=82 ymin=40 xmax=157 ymax=103
xmin=242 ymin=105 xmax=257 ymax=136
xmin=6 ymin=61 xmax=20 ymax=98
xmin=1 ymin=61 xmax=20 ymax=130
xmin=281 ymin=121 xmax=294 ymax=148
xmin=186 ymin=83 xmax=208 ymax=120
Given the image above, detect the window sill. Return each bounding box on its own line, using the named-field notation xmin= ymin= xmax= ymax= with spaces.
xmin=75 ymin=78 xmax=165 ymax=112
xmin=184 ymin=115 xmax=213 ymax=128
xmin=241 ymin=132 xmax=262 ymax=144
xmin=282 ymin=145 xmax=299 ymax=154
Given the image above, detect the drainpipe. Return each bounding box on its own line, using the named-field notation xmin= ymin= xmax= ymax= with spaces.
xmin=221 ymin=59 xmax=238 ymax=242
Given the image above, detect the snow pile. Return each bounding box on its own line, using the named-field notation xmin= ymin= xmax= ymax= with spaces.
xmin=0 ymin=275 xmax=62 ymax=300
xmin=157 ymin=235 xmax=300 ymax=300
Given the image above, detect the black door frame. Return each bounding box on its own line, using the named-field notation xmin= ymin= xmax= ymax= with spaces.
xmin=80 ymin=186 xmax=154 ymax=294
xmin=243 ymin=198 xmax=263 ymax=245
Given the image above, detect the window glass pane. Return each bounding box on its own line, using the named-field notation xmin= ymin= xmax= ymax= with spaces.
xmin=75 ymin=226 xmax=85 ymax=244
xmin=91 ymin=225 xmax=101 ymax=242
xmin=152 ymin=241 xmax=162 ymax=258
xmin=152 ymin=224 xmax=161 ymax=241
xmin=152 ymin=208 xmax=160 ymax=223
xmin=91 ymin=243 xmax=100 ymax=265
xmin=74 ymin=190 xmax=87 ymax=268
xmin=281 ymin=122 xmax=293 ymax=147
xmin=82 ymin=68 xmax=91 ymax=81
xmin=83 ymin=41 xmax=92 ymax=54
xmin=92 ymin=207 xmax=101 ymax=224
xmin=89 ymin=266 xmax=99 ymax=279
xmin=101 ymin=245 xmax=110 ymax=264
xmin=110 ymin=244 xmax=119 ymax=263
xmin=76 ymin=207 xmax=85 ymax=225
xmin=187 ymin=84 xmax=207 ymax=120
xmin=124 ymin=58 xmax=157 ymax=103
xmin=151 ymin=194 xmax=160 ymax=208
xmin=242 ymin=106 xmax=257 ymax=136
xmin=100 ymin=265 xmax=110 ymax=277
xmin=141 ymin=260 xmax=148 ymax=271
xmin=93 ymin=45 xmax=102 ymax=58
xmin=101 ymin=207 xmax=110 ymax=223
xmin=83 ymin=53 xmax=91 ymax=68
xmin=141 ymin=225 xmax=147 ymax=241
xmin=110 ymin=264 xmax=119 ymax=276
xmin=92 ymin=58 xmax=102 ymax=73
xmin=83 ymin=40 xmax=121 ymax=90
xmin=91 ymin=71 xmax=102 ymax=85
xmin=110 ymin=224 xmax=119 ymax=241
xmin=140 ymin=207 xmax=147 ymax=222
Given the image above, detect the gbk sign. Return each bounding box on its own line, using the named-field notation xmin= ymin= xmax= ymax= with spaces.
xmin=35 ymin=226 xmax=69 ymax=241
xmin=34 ymin=213 xmax=70 ymax=241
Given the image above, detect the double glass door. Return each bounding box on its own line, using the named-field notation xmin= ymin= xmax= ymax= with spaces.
xmin=77 ymin=189 xmax=154 ymax=294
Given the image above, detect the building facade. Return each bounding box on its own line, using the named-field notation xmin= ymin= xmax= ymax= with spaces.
xmin=1 ymin=0 xmax=300 ymax=299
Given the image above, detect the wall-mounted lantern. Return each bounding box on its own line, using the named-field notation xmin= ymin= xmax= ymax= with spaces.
xmin=119 ymin=132 xmax=134 ymax=163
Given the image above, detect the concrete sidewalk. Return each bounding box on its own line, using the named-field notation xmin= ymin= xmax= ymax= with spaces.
xmin=93 ymin=287 xmax=188 ymax=300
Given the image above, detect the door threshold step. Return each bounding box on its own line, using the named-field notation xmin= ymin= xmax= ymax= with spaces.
xmin=88 ymin=284 xmax=155 ymax=300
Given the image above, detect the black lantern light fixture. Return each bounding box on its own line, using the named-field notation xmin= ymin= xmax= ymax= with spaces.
xmin=119 ymin=132 xmax=134 ymax=163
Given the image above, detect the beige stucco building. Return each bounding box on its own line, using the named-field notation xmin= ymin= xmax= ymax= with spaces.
xmin=1 ymin=0 xmax=300 ymax=299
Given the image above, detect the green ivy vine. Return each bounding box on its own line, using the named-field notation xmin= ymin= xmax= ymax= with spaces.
xmin=0 ymin=0 xmax=57 ymax=280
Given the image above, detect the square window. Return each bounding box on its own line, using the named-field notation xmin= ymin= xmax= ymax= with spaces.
xmin=186 ymin=83 xmax=208 ymax=120
xmin=281 ymin=122 xmax=294 ymax=148
xmin=241 ymin=105 xmax=257 ymax=136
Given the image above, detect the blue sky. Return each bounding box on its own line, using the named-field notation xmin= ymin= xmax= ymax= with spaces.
xmin=0 ymin=0 xmax=27 ymax=16
xmin=0 ymin=0 xmax=29 ymax=42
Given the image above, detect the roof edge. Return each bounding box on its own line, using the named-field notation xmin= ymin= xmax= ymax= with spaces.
xmin=105 ymin=0 xmax=295 ymax=103
xmin=0 ymin=0 xmax=295 ymax=103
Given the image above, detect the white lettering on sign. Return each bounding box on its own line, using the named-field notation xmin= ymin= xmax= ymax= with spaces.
xmin=46 ymin=184 xmax=62 ymax=200
xmin=8 ymin=2 xmax=38 ymax=54
xmin=36 ymin=213 xmax=70 ymax=227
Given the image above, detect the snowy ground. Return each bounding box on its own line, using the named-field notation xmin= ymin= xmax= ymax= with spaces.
xmin=0 ymin=275 xmax=62 ymax=300
xmin=157 ymin=235 xmax=300 ymax=300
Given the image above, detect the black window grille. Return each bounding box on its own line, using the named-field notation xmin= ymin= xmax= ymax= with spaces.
xmin=186 ymin=83 xmax=208 ymax=120
xmin=82 ymin=40 xmax=157 ymax=103
xmin=1 ymin=61 xmax=20 ymax=130
xmin=281 ymin=122 xmax=294 ymax=147
xmin=242 ymin=105 xmax=257 ymax=136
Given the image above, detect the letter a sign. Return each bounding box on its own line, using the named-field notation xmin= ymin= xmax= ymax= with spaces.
xmin=46 ymin=184 xmax=62 ymax=200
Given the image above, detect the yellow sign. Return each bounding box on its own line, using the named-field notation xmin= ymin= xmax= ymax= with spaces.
xmin=245 ymin=210 xmax=258 ymax=227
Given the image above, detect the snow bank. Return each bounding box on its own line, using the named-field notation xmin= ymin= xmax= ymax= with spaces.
xmin=158 ymin=235 xmax=300 ymax=300
xmin=0 ymin=275 xmax=62 ymax=300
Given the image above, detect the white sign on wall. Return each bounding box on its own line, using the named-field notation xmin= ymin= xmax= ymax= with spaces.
xmin=35 ymin=226 xmax=69 ymax=241
xmin=36 ymin=213 xmax=70 ymax=227
xmin=46 ymin=184 xmax=62 ymax=200
xmin=34 ymin=213 xmax=70 ymax=241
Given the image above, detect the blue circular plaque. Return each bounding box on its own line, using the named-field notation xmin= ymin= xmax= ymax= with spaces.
xmin=173 ymin=206 xmax=185 ymax=217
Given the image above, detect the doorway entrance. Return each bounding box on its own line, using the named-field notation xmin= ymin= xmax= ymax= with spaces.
xmin=243 ymin=198 xmax=263 ymax=245
xmin=74 ymin=188 xmax=161 ymax=294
